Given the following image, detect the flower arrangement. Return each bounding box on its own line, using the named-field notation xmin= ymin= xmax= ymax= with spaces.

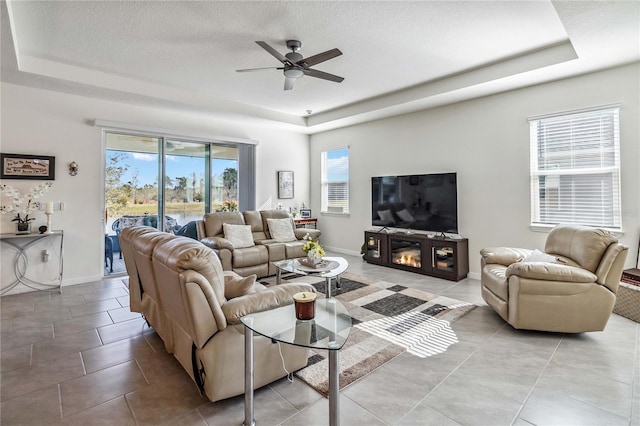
xmin=302 ymin=233 xmax=325 ymax=261
xmin=0 ymin=182 xmax=53 ymax=224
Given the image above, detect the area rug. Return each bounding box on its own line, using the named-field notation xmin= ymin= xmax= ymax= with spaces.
xmin=260 ymin=271 xmax=476 ymax=397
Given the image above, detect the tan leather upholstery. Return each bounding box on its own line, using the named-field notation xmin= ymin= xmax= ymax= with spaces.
xmin=198 ymin=210 xmax=321 ymax=278
xmin=480 ymin=225 xmax=628 ymax=333
xmin=120 ymin=227 xmax=177 ymax=352
xmin=121 ymin=227 xmax=313 ymax=402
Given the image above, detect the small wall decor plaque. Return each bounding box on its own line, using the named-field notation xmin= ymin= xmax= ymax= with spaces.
xmin=1 ymin=153 xmax=55 ymax=180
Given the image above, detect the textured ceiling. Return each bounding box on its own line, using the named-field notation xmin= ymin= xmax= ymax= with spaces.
xmin=2 ymin=1 xmax=638 ymax=133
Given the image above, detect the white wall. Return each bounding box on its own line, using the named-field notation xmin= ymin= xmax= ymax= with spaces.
xmin=2 ymin=63 xmax=637 ymax=286
xmin=310 ymin=63 xmax=640 ymax=277
xmin=0 ymin=83 xmax=309 ymax=286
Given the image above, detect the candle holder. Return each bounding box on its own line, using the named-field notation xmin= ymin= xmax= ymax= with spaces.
xmin=44 ymin=212 xmax=53 ymax=234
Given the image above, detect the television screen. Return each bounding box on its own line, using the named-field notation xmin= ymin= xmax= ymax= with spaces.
xmin=371 ymin=173 xmax=458 ymax=233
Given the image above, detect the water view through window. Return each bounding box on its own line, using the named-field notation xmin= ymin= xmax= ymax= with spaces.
xmin=104 ymin=133 xmax=239 ymax=275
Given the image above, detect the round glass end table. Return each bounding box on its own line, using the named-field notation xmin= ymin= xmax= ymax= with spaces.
xmin=241 ymin=298 xmax=352 ymax=426
xmin=273 ymin=256 xmax=349 ymax=298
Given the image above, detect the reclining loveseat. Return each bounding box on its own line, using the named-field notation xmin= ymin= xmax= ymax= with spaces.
xmin=119 ymin=226 xmax=313 ymax=402
xmin=196 ymin=210 xmax=321 ymax=278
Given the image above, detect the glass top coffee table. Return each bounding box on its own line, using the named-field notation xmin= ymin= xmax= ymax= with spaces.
xmin=273 ymin=256 xmax=348 ymax=298
xmin=241 ymin=298 xmax=352 ymax=426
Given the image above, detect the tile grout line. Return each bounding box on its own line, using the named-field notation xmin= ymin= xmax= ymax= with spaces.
xmin=57 ymin=383 xmax=63 ymax=422
xmin=629 ymin=322 xmax=640 ymax=425
xmin=510 ymin=334 xmax=565 ymax=425
xmin=395 ymin=321 xmax=507 ymax=425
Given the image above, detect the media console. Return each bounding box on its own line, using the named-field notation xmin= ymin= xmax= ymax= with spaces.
xmin=363 ymin=230 xmax=468 ymax=281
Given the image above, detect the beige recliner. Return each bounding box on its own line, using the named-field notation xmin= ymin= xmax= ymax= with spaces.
xmin=480 ymin=225 xmax=628 ymax=333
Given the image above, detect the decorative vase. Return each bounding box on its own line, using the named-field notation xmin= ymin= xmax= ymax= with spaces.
xmin=16 ymin=222 xmax=31 ymax=235
xmin=307 ymin=251 xmax=322 ymax=264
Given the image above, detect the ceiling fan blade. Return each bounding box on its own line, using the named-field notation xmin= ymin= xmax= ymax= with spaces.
xmin=303 ymin=68 xmax=344 ymax=83
xmin=236 ymin=67 xmax=281 ymax=73
xmin=284 ymin=77 xmax=296 ymax=91
xmin=298 ymin=48 xmax=342 ymax=67
xmin=255 ymin=41 xmax=288 ymax=64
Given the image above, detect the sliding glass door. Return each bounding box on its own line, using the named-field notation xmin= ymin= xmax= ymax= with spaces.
xmin=163 ymin=140 xmax=208 ymax=226
xmin=104 ymin=132 xmax=250 ymax=276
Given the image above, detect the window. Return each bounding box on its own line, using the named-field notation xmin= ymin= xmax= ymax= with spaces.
xmin=321 ymin=147 xmax=349 ymax=214
xmin=529 ymin=106 xmax=621 ymax=230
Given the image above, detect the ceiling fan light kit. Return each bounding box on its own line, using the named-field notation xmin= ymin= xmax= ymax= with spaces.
xmin=236 ymin=40 xmax=344 ymax=91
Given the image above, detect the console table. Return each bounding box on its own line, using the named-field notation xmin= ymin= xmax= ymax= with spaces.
xmin=363 ymin=230 xmax=468 ymax=281
xmin=0 ymin=231 xmax=64 ymax=295
xmin=294 ymin=217 xmax=318 ymax=229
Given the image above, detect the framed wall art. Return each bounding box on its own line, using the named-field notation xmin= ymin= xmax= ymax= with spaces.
xmin=1 ymin=153 xmax=55 ymax=180
xmin=300 ymin=209 xmax=312 ymax=218
xmin=277 ymin=171 xmax=294 ymax=199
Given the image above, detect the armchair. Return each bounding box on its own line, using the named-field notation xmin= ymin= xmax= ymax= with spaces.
xmin=480 ymin=225 xmax=627 ymax=333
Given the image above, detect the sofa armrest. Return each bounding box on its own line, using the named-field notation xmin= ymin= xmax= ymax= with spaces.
xmin=295 ymin=229 xmax=321 ymax=241
xmin=221 ymin=283 xmax=315 ymax=324
xmin=506 ymin=262 xmax=597 ymax=283
xmin=254 ymin=239 xmax=279 ymax=245
xmin=200 ymin=236 xmax=234 ymax=251
xmin=195 ymin=220 xmax=206 ymax=240
xmin=480 ymin=247 xmax=532 ymax=267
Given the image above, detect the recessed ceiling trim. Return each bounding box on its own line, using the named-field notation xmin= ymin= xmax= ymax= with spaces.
xmin=93 ymin=119 xmax=259 ymax=145
xmin=16 ymin=54 xmax=306 ymax=128
xmin=4 ymin=0 xmax=21 ymax=69
xmin=308 ymin=40 xmax=577 ymax=128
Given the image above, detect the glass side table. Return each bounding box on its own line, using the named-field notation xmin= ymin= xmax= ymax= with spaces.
xmin=241 ymin=298 xmax=352 ymax=426
xmin=273 ymin=256 xmax=349 ymax=298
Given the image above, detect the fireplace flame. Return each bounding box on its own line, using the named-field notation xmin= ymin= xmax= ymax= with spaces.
xmin=395 ymin=253 xmax=421 ymax=268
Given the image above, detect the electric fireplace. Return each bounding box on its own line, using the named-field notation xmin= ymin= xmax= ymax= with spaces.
xmin=390 ymin=236 xmax=423 ymax=269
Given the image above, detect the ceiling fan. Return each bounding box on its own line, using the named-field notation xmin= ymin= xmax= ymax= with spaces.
xmin=236 ymin=40 xmax=344 ymax=91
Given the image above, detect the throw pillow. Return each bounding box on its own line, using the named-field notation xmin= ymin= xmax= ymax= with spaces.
xmin=377 ymin=209 xmax=395 ymax=224
xmin=523 ymin=249 xmax=557 ymax=263
xmin=223 ymin=224 xmax=255 ymax=249
xmin=396 ymin=209 xmax=415 ymax=223
xmin=267 ymin=218 xmax=297 ymax=242
xmin=225 ymin=274 xmax=257 ymax=299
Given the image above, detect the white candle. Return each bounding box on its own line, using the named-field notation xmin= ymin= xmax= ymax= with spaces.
xmin=45 ymin=202 xmax=53 ymax=214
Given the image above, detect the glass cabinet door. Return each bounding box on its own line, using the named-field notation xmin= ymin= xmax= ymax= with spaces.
xmin=432 ymin=244 xmax=455 ymax=273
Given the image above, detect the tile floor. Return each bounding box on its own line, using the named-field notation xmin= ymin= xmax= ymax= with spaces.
xmin=1 ymin=253 xmax=638 ymax=425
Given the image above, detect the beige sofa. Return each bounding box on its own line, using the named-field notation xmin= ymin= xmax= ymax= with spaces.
xmin=480 ymin=225 xmax=627 ymax=333
xmin=196 ymin=210 xmax=321 ymax=278
xmin=120 ymin=226 xmax=313 ymax=402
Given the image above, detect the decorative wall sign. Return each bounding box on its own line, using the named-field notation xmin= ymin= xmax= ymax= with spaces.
xmin=1 ymin=153 xmax=55 ymax=180
xmin=278 ymin=171 xmax=294 ymax=199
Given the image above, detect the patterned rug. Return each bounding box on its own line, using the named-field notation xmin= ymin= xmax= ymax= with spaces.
xmin=260 ymin=271 xmax=476 ymax=397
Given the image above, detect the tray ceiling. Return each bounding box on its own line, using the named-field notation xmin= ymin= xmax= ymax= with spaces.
xmin=1 ymin=1 xmax=638 ymax=133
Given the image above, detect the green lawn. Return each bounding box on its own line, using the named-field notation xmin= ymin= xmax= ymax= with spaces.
xmin=122 ymin=202 xmax=205 ymax=216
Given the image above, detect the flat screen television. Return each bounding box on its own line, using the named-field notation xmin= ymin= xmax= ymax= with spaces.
xmin=371 ymin=173 xmax=458 ymax=233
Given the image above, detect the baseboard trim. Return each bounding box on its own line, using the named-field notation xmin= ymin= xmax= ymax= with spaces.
xmin=467 ymin=272 xmax=480 ymax=280
xmin=63 ymin=275 xmax=104 ymax=287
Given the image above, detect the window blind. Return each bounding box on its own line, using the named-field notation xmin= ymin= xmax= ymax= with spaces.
xmin=321 ymin=148 xmax=350 ymax=214
xmin=529 ymin=106 xmax=621 ymax=229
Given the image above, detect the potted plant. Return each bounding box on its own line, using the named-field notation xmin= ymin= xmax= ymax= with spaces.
xmin=301 ymin=233 xmax=325 ymax=266
xmin=0 ymin=182 xmax=53 ymax=234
